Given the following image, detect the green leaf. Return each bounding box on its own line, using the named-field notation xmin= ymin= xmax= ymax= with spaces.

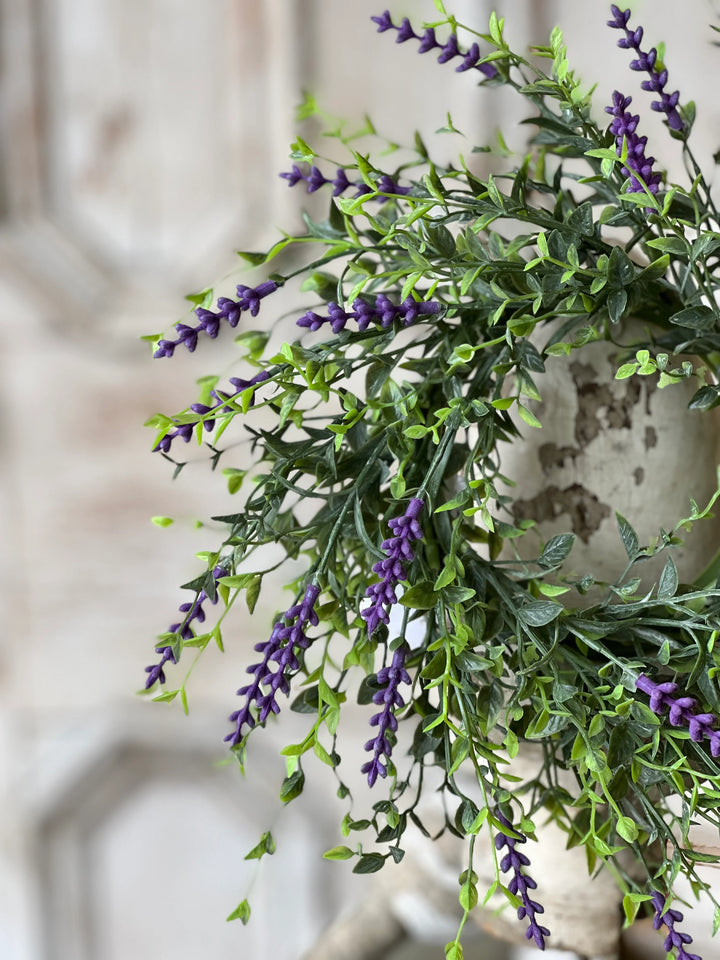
xmin=246 ymin=575 xmax=262 ymax=614
xmin=323 ymin=845 xmax=354 ymax=861
xmin=400 ymin=582 xmax=440 ymax=610
xmin=645 ymin=236 xmax=689 ymax=256
xmin=151 ymin=516 xmax=174 ymax=528
xmin=669 ymin=305 xmax=716 ymax=331
xmin=517 ymin=403 xmax=542 ymax=428
xmin=280 ymin=769 xmax=305 ymax=803
xmin=615 ymin=363 xmax=638 ymax=380
xmin=353 ymin=853 xmax=386 ymax=874
xmin=226 ymin=899 xmax=251 ymax=924
xmin=445 ymin=942 xmax=464 ymax=960
xmin=244 ymin=831 xmax=276 ymax=860
xmin=657 ymin=556 xmax=678 ymax=599
xmin=616 ymin=816 xmax=639 ymax=843
xmin=616 ymin=513 xmax=640 ymax=559
xmin=459 ymin=881 xmax=478 ymax=911
xmin=519 ymin=600 xmax=563 ymax=627
xmin=539 ymin=533 xmax=575 ymax=567
xmin=607 ymin=289 xmax=627 ymax=324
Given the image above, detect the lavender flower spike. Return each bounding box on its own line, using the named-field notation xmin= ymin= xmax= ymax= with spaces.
xmin=495 ymin=811 xmax=550 ymax=951
xmin=371 ymin=12 xmax=497 ymax=79
xmin=651 ymin=891 xmax=703 ymax=960
xmin=361 ymin=644 xmax=411 ymax=787
xmin=225 ymin=582 xmax=321 ymax=746
xmin=153 ymin=370 xmax=270 ymax=454
xmin=605 ymin=91 xmax=662 ymax=195
xmin=636 ymin=674 xmax=720 ymax=756
xmin=608 ymin=5 xmax=684 ymax=131
xmin=279 ymin=162 xmax=409 ymax=201
xmin=145 ymin=564 xmax=227 ymax=687
xmin=154 ymin=281 xmax=278 ymax=358
xmin=361 ymin=498 xmax=425 ymax=637
xmin=297 ymin=294 xmax=440 ymax=335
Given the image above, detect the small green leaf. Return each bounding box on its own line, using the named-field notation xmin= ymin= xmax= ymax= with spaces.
xmin=616 ymin=512 xmax=640 ymax=560
xmin=323 ymin=845 xmax=354 ymax=861
xmin=539 ymin=533 xmax=575 ymax=567
xmin=657 ymin=556 xmax=678 ymax=599
xmin=226 ymin=899 xmax=251 ymax=924
xmin=517 ymin=403 xmax=542 ymax=428
xmin=616 ymin=816 xmax=639 ymax=843
xmin=151 ymin=516 xmax=174 ymax=528
xmin=244 ymin=831 xmax=276 ymax=861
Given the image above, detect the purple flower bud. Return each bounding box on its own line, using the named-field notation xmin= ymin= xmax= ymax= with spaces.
xmin=331 ymin=168 xmax=352 ymax=196
xmin=279 ymin=164 xmax=305 ymax=186
xmin=456 ymin=42 xmax=480 ymax=72
xmin=417 ymin=28 xmax=439 ymax=54
xmin=437 ymin=34 xmax=460 ymax=63
xmin=370 ymin=10 xmax=394 ymax=32
xmin=395 ymin=17 xmax=417 ymax=43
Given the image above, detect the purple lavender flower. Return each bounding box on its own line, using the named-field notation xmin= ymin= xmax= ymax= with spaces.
xmin=371 ymin=12 xmax=497 ymax=79
xmin=361 ymin=498 xmax=425 ymax=637
xmin=651 ymin=891 xmax=702 ymax=960
xmin=153 ymin=370 xmax=270 ymax=454
xmin=154 ymin=282 xmax=278 ymax=358
xmin=361 ymin=644 xmax=411 ymax=787
xmin=224 ymin=583 xmax=321 ymax=746
xmin=635 ymin=674 xmax=720 ymax=756
xmin=605 ymin=91 xmax=662 ymax=195
xmin=279 ymin=163 xmax=409 ymax=201
xmin=495 ymin=811 xmax=550 ymax=951
xmin=608 ymin=5 xmax=684 ymax=131
xmin=297 ymin=295 xmax=440 ymax=335
xmin=145 ymin=564 xmax=227 ymax=687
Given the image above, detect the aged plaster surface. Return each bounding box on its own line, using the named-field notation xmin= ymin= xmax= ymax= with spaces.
xmin=502 ymin=337 xmax=720 ymax=586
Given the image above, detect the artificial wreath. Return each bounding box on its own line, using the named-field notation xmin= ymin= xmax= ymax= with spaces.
xmin=143 ymin=6 xmax=720 ymax=958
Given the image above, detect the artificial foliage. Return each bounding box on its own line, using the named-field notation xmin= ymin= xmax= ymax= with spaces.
xmin=143 ymin=5 xmax=720 ymax=957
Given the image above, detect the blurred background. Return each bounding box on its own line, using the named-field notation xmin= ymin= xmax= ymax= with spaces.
xmin=1 ymin=1 xmax=719 ymax=958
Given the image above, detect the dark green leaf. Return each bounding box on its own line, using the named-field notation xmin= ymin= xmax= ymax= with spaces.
xmin=280 ymin=769 xmax=305 ymax=803
xmin=519 ymin=600 xmax=563 ymax=627
xmin=670 ymin=306 xmax=716 ymax=331
xmin=353 ymin=853 xmax=386 ymax=874
xmin=607 ymin=289 xmax=627 ymax=324
xmin=538 ymin=533 xmax=575 ymax=567
xmin=616 ymin=512 xmax=640 ymax=559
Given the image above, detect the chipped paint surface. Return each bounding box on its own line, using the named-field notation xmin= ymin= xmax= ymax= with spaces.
xmin=499 ymin=330 xmax=720 ymax=587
